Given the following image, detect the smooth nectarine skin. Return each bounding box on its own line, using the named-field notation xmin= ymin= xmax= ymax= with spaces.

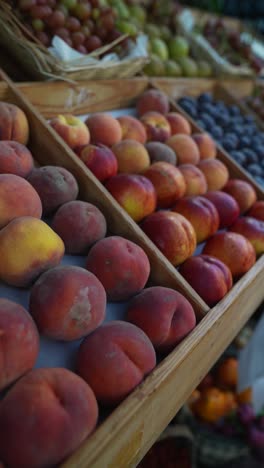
xmin=166 ymin=134 xmax=200 ymax=165
xmin=178 ymin=163 xmax=207 ymax=196
xmin=248 ymin=201 xmax=264 ymax=221
xmin=86 ymin=236 xmax=150 ymax=301
xmin=0 ymin=140 xmax=34 ymax=177
xmin=166 ymin=112 xmax=191 ymax=135
xmin=179 ymin=255 xmax=233 ymax=307
xmin=198 ymin=159 xmax=229 ymax=191
xmin=112 ymin=139 xmax=150 ymax=174
xmin=192 ymin=133 xmax=216 ymax=160
xmin=0 ymin=298 xmax=39 ymax=391
xmin=140 ymin=111 xmax=171 ymax=143
xmin=223 ymin=179 xmax=257 ymax=214
xmin=144 ymin=161 xmax=186 ymax=208
xmin=136 ymin=89 xmax=169 ymax=116
xmin=127 ymin=286 xmax=196 ymax=353
xmin=85 ymin=113 xmax=122 ymax=146
xmin=78 ymin=144 xmax=118 ymax=182
xmin=229 ymin=216 xmax=264 ymax=257
xmin=50 ymin=114 xmax=90 ymax=149
xmin=76 ymin=321 xmax=156 ymax=406
xmin=0 ymin=101 xmax=29 ymax=145
xmin=145 ymin=141 xmax=177 ymax=165
xmin=204 ymin=190 xmax=240 ymax=229
xmin=117 ymin=115 xmax=147 ymax=144
xmin=0 ymin=368 xmax=98 ymax=468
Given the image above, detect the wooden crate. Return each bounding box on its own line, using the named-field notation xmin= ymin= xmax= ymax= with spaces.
xmin=3 ymin=74 xmax=264 ymax=468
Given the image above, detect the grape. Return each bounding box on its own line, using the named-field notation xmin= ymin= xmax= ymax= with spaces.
xmin=46 ymin=11 xmax=65 ymax=29
xmin=18 ymin=0 xmax=37 ymax=11
xmin=73 ymin=3 xmax=91 ymax=21
xmin=72 ymin=31 xmax=85 ymax=46
xmin=30 ymin=5 xmax=52 ymax=19
xmin=65 ymin=16 xmax=81 ymax=32
xmin=32 ymin=18 xmax=44 ymax=31
xmin=85 ymin=35 xmax=102 ymax=52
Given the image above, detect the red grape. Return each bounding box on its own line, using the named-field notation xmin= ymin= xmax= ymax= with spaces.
xmin=65 ymin=16 xmax=81 ymax=32
xmin=47 ymin=10 xmax=66 ymax=29
xmin=76 ymin=44 xmax=87 ymax=54
xmin=85 ymin=35 xmax=102 ymax=52
xmin=30 ymin=5 xmax=52 ymax=19
xmin=18 ymin=0 xmax=37 ymax=11
xmin=54 ymin=26 xmax=70 ymax=40
xmin=36 ymin=31 xmax=50 ymax=46
xmin=72 ymin=31 xmax=85 ymax=46
xmin=80 ymin=25 xmax=91 ymax=37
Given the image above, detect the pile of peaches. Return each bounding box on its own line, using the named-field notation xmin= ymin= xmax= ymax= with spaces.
xmin=50 ymin=88 xmax=264 ymax=309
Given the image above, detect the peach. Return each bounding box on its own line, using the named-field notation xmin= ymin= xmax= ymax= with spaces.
xmin=140 ymin=111 xmax=171 ymax=142
xmin=141 ymin=211 xmax=196 ymax=266
xmin=78 ymin=143 xmax=118 ymax=182
xmin=202 ymin=232 xmax=256 ymax=279
xmin=229 ymin=217 xmax=264 ymax=257
xmin=198 ymin=159 xmax=229 ymax=191
xmin=166 ymin=134 xmax=200 ymax=165
xmin=172 ymin=196 xmax=219 ymax=244
xmin=0 ymin=216 xmax=65 ymax=287
xmin=0 ymin=140 xmax=34 ymax=177
xmin=85 ymin=113 xmax=122 ymax=146
xmin=50 ymin=114 xmax=90 ymax=149
xmin=144 ymin=161 xmax=186 ymax=208
xmin=0 ymin=173 xmax=42 ymax=229
xmin=0 ymin=368 xmax=98 ymax=468
xmin=51 ymin=200 xmax=107 ymax=254
xmin=223 ymin=179 xmax=257 ymax=214
xmin=76 ymin=321 xmax=156 ymax=405
xmin=27 ymin=165 xmax=79 ymax=216
xmin=145 ymin=141 xmax=177 ymax=165
xmin=86 ymin=236 xmax=150 ymax=301
xmin=179 ymin=255 xmax=233 ymax=307
xmin=204 ymin=190 xmax=240 ymax=228
xmin=0 ymin=101 xmax=29 ymax=145
xmin=192 ymin=133 xmax=217 ymax=160
xmin=127 ymin=286 xmax=196 ymax=353
xmin=112 ymin=139 xmax=150 ymax=174
xmin=105 ymin=174 xmax=156 ymax=222
xmin=248 ymin=201 xmax=264 ymax=221
xmin=0 ymin=298 xmax=39 ymax=391
xmin=117 ymin=115 xmax=147 ymax=144
xmin=136 ymin=89 xmax=169 ymax=116
xmin=178 ymin=163 xmax=207 ymax=196
xmin=166 ymin=112 xmax=191 ymax=135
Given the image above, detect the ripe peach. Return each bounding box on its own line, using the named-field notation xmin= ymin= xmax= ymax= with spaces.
xmin=145 ymin=141 xmax=177 ymax=165
xmin=85 ymin=113 xmax=122 ymax=146
xmin=178 ymin=163 xmax=207 ymax=196
xmin=78 ymin=143 xmax=118 ymax=182
xmin=112 ymin=139 xmax=150 ymax=174
xmin=86 ymin=236 xmax=150 ymax=301
xmin=172 ymin=196 xmax=219 ymax=244
xmin=0 ymin=141 xmax=34 ymax=177
xmin=192 ymin=133 xmax=216 ymax=160
xmin=0 ymin=216 xmax=65 ymax=287
xmin=202 ymin=232 xmax=256 ymax=279
xmin=76 ymin=321 xmax=156 ymax=405
xmin=51 ymin=200 xmax=107 ymax=254
xmin=223 ymin=179 xmax=257 ymax=214
xmin=0 ymin=173 xmax=42 ymax=229
xmin=0 ymin=298 xmax=39 ymax=391
xmin=204 ymin=190 xmax=240 ymax=229
xmin=141 ymin=211 xmax=196 ymax=266
xmin=166 ymin=112 xmax=191 ymax=135
xmin=105 ymin=174 xmax=156 ymax=222
xmin=27 ymin=165 xmax=79 ymax=216
xmin=179 ymin=255 xmax=233 ymax=307
xmin=136 ymin=89 xmax=169 ymax=116
xmin=144 ymin=161 xmax=186 ymax=208
xmin=127 ymin=286 xmax=196 ymax=353
xmin=140 ymin=111 xmax=171 ymax=142
xmin=229 ymin=217 xmax=264 ymax=257
xmin=0 ymin=368 xmax=98 ymax=468
xmin=0 ymin=101 xmax=29 ymax=145
xmin=117 ymin=115 xmax=147 ymax=144
xmin=166 ymin=134 xmax=200 ymax=165
xmin=248 ymin=201 xmax=264 ymax=221
xmin=198 ymin=159 xmax=229 ymax=191
xmin=50 ymin=114 xmax=90 ymax=149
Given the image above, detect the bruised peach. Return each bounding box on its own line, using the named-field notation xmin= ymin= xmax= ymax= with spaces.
xmin=166 ymin=134 xmax=200 ymax=165
xmin=140 ymin=112 xmax=171 ymax=142
xmin=178 ymin=163 xmax=207 ymax=196
xmin=223 ymin=179 xmax=257 ymax=214
xmin=85 ymin=113 xmax=122 ymax=146
xmin=0 ymin=141 xmax=34 ymax=177
xmin=166 ymin=112 xmax=191 ymax=135
xmin=50 ymin=114 xmax=90 ymax=150
xmin=248 ymin=201 xmax=264 ymax=221
xmin=192 ymin=133 xmax=216 ymax=160
xmin=144 ymin=161 xmax=186 ymax=208
xmin=112 ymin=139 xmax=150 ymax=174
xmin=117 ymin=115 xmax=147 ymax=144
xmin=204 ymin=190 xmax=240 ymax=229
xmin=78 ymin=144 xmax=118 ymax=182
xmin=198 ymin=159 xmax=229 ymax=191
xmin=136 ymin=89 xmax=169 ymax=116
xmin=0 ymin=101 xmax=29 ymax=145
xmin=229 ymin=216 xmax=264 ymax=257
xmin=145 ymin=141 xmax=177 ymax=165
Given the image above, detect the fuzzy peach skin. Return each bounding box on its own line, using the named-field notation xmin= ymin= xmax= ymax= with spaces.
xmin=77 ymin=143 xmax=118 ymax=182
xmin=85 ymin=113 xmax=122 ymax=146
xmin=192 ymin=133 xmax=216 ymax=160
xmin=202 ymin=231 xmax=256 ymax=279
xmin=166 ymin=112 xmax=191 ymax=136
xmin=27 ymin=165 xmax=79 ymax=216
xmin=178 ymin=163 xmax=207 ymax=196
xmin=145 ymin=141 xmax=177 ymax=165
xmin=52 ymin=200 xmax=107 ymax=255
xmin=223 ymin=179 xmax=257 ymax=215
xmin=248 ymin=201 xmax=264 ymax=221
xmin=166 ymin=134 xmax=200 ymax=165
xmin=127 ymin=286 xmax=196 ymax=353
xmin=198 ymin=159 xmax=229 ymax=191
xmin=50 ymin=114 xmax=90 ymax=149
xmin=229 ymin=216 xmax=264 ymax=257
xmin=0 ymin=298 xmax=39 ymax=391
xmin=144 ymin=161 xmax=186 ymax=208
xmin=86 ymin=236 xmax=150 ymax=301
xmin=204 ymin=190 xmax=240 ymax=229
xmin=140 ymin=111 xmax=171 ymax=143
xmin=0 ymin=173 xmax=42 ymax=229
xmin=0 ymin=368 xmax=98 ymax=468
xmin=179 ymin=255 xmax=233 ymax=307
xmin=0 ymin=141 xmax=34 ymax=177
xmin=117 ymin=115 xmax=147 ymax=144
xmin=0 ymin=101 xmax=29 ymax=145
xmin=0 ymin=216 xmax=65 ymax=287
xmin=76 ymin=321 xmax=156 ymax=406
xmin=136 ymin=89 xmax=170 ymax=116
xmin=141 ymin=211 xmax=196 ymax=266
xmin=112 ymin=139 xmax=150 ymax=174
xmin=105 ymin=174 xmax=157 ymax=222
xmin=172 ymin=196 xmax=219 ymax=244
xmin=29 ymin=265 xmax=106 ymax=340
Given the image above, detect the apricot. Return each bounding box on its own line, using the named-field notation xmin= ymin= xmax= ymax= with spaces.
xmin=78 ymin=144 xmax=118 ymax=182
xmin=166 ymin=112 xmax=191 ymax=135
xmin=144 ymin=161 xmax=186 ymax=208
xmin=0 ymin=141 xmax=34 ymax=177
xmin=204 ymin=190 xmax=240 ymax=229
xmin=229 ymin=216 xmax=264 ymax=257
xmin=117 ymin=115 xmax=147 ymax=144
xmin=192 ymin=133 xmax=216 ymax=159
xmin=248 ymin=200 xmax=264 ymax=221
xmin=50 ymin=114 xmax=90 ymax=150
xmin=136 ymin=89 xmax=169 ymax=116
xmin=178 ymin=163 xmax=207 ymax=196
xmin=0 ymin=101 xmax=29 ymax=145
xmin=145 ymin=141 xmax=177 ymax=165
xmin=112 ymin=139 xmax=150 ymax=174
xmin=140 ymin=111 xmax=171 ymax=142
xmin=223 ymin=179 xmax=257 ymax=214
xmin=198 ymin=159 xmax=229 ymax=191
xmin=85 ymin=113 xmax=122 ymax=146
xmin=166 ymin=134 xmax=200 ymax=165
